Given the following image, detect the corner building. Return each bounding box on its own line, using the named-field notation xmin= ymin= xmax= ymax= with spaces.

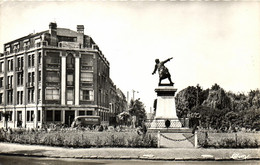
xmin=0 ymin=22 xmax=127 ymax=128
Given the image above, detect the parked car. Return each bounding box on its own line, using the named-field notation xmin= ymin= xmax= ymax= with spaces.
xmin=71 ymin=115 xmax=101 ymax=128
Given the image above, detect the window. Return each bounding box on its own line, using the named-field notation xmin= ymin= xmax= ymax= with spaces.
xmin=80 ymin=90 xmax=94 ymax=101
xmin=17 ymin=91 xmax=20 ymax=104
xmin=38 ymin=71 xmax=41 ymax=81
xmin=5 ymin=46 xmax=10 ymax=55
xmin=54 ymin=110 xmax=61 ymax=121
xmin=38 ymin=52 xmax=41 ymax=64
xmin=46 ymin=71 xmax=60 ymax=82
xmin=28 ymin=54 xmax=35 ymax=67
xmin=31 ymin=111 xmax=34 ymax=122
xmin=28 ymin=90 xmax=31 ymax=102
xmin=28 ymin=72 xmax=35 ymax=85
xmin=0 ymin=93 xmax=3 ymax=104
xmin=8 ymin=59 xmax=13 ymax=71
xmin=7 ymin=76 xmax=13 ymax=88
xmin=28 ymin=55 xmax=31 ymax=67
xmin=28 ymin=89 xmax=34 ymax=103
xmin=28 ymin=72 xmax=31 ymax=83
xmin=67 ymin=74 xmax=73 ymax=85
xmin=11 ymin=59 xmax=13 ymax=71
xmin=17 ymin=74 xmax=20 ymax=86
xmin=37 ymin=110 xmax=41 ymax=121
xmin=79 ymin=111 xmax=85 ymax=116
xmin=32 ymin=72 xmax=35 ymax=83
xmin=81 ymin=55 xmax=93 ymax=66
xmin=13 ymin=44 xmax=20 ymax=52
xmin=31 ymin=54 xmax=35 ymax=67
xmin=0 ymin=62 xmax=4 ymax=72
xmin=26 ymin=111 xmax=34 ymax=122
xmin=21 ymin=57 xmax=24 ymax=68
xmin=17 ymin=73 xmax=23 ymax=86
xmin=17 ymin=91 xmax=23 ymax=104
xmin=81 ymin=72 xmax=93 ymax=82
xmin=87 ymin=111 xmax=93 ymax=115
xmin=45 ymin=89 xmax=60 ymax=100
xmin=16 ymin=57 xmax=24 ymax=69
xmin=46 ymin=56 xmax=60 ymax=64
xmin=17 ymin=57 xmax=21 ymax=68
xmin=67 ymin=54 xmax=74 ymax=64
xmin=38 ymin=89 xmax=41 ymax=102
xmin=21 ymin=91 xmax=23 ymax=104
xmin=24 ymin=41 xmax=30 ymax=50
xmin=7 ymin=90 xmax=13 ymax=104
xmin=67 ymin=89 xmax=74 ymax=101
xmin=0 ymin=77 xmax=3 ymax=88
xmin=31 ymin=89 xmax=34 ymax=102
xmin=21 ymin=73 xmax=23 ymax=85
xmin=27 ymin=111 xmax=30 ymax=122
xmin=8 ymin=111 xmax=13 ymax=121
xmin=46 ymin=110 xmax=53 ymax=121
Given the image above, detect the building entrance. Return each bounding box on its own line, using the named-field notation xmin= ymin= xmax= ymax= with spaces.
xmin=65 ymin=111 xmax=75 ymax=127
xmin=17 ymin=111 xmax=22 ymax=127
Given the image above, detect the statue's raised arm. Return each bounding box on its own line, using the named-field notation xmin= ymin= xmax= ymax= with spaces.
xmin=152 ymin=58 xmax=174 ymax=86
xmin=162 ymin=57 xmax=173 ymax=64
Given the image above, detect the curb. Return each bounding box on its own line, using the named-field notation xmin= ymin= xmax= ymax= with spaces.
xmin=0 ymin=152 xmax=260 ymax=161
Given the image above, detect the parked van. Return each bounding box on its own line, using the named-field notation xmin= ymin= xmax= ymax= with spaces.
xmin=71 ymin=116 xmax=101 ymax=128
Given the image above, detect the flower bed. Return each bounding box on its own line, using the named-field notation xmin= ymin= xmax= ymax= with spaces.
xmin=198 ymin=131 xmax=260 ymax=148
xmin=0 ymin=128 xmax=157 ymax=148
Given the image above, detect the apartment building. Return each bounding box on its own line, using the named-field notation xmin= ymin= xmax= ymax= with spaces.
xmin=0 ymin=22 xmax=127 ymax=128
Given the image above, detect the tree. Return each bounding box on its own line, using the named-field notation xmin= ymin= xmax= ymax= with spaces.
xmin=117 ymin=111 xmax=131 ymax=126
xmin=176 ymin=85 xmax=209 ymax=118
xmin=248 ymin=89 xmax=260 ymax=107
xmin=202 ymin=88 xmax=231 ymax=110
xmin=176 ymin=83 xmax=260 ymax=131
xmin=225 ymin=111 xmax=239 ymax=131
xmin=242 ymin=108 xmax=260 ymax=131
xmin=211 ymin=83 xmax=220 ymax=91
xmin=197 ymin=85 xmax=209 ymax=106
xmin=176 ymin=86 xmax=197 ymax=115
xmin=128 ymin=99 xmax=147 ymax=126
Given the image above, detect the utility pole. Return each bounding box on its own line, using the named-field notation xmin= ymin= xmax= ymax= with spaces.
xmin=196 ymin=84 xmax=199 ymax=107
xmin=132 ymin=90 xmax=139 ymax=101
xmin=132 ymin=90 xmax=136 ymax=101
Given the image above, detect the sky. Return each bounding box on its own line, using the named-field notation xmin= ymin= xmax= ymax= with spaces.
xmin=0 ymin=1 xmax=260 ymax=112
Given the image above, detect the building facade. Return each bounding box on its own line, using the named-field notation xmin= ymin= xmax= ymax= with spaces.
xmin=0 ymin=22 xmax=127 ymax=129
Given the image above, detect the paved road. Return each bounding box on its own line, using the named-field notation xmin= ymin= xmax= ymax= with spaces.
xmin=0 ymin=155 xmax=260 ymax=165
xmin=0 ymin=142 xmax=259 ymax=161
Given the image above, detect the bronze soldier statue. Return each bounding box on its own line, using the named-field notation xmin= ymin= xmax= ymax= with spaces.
xmin=152 ymin=57 xmax=174 ymax=86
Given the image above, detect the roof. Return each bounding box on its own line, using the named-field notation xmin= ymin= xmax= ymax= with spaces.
xmin=4 ymin=30 xmax=48 ymax=46
xmin=57 ymin=28 xmax=79 ymax=37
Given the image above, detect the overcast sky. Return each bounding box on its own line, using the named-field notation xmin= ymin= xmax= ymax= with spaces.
xmin=0 ymin=1 xmax=260 ymax=112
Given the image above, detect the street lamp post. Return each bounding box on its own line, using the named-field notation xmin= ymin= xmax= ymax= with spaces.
xmin=132 ymin=90 xmax=139 ymax=101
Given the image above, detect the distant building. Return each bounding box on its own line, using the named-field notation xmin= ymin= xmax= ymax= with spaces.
xmin=0 ymin=22 xmax=127 ymax=128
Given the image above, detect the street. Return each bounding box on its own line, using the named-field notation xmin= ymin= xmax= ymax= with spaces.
xmin=0 ymin=156 xmax=259 ymax=165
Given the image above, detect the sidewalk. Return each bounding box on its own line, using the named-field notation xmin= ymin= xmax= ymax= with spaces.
xmin=0 ymin=142 xmax=259 ymax=161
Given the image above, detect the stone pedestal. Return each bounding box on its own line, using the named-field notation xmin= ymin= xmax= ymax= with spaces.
xmin=150 ymin=86 xmax=182 ymax=129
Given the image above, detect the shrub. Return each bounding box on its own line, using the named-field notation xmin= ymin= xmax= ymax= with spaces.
xmin=0 ymin=129 xmax=157 ymax=148
xmin=199 ymin=132 xmax=259 ymax=148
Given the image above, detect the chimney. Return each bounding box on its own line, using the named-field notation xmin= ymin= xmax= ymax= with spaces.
xmin=49 ymin=22 xmax=57 ymax=35
xmin=48 ymin=22 xmax=57 ymax=46
xmin=77 ymin=25 xmax=84 ymax=34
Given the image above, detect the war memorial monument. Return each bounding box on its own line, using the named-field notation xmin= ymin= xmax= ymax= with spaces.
xmin=150 ymin=57 xmax=191 ymax=133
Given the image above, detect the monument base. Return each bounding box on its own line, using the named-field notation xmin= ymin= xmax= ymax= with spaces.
xmin=147 ymin=127 xmax=192 ymax=133
xmin=150 ymin=118 xmax=182 ymax=128
xmin=148 ymin=85 xmax=188 ymax=133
